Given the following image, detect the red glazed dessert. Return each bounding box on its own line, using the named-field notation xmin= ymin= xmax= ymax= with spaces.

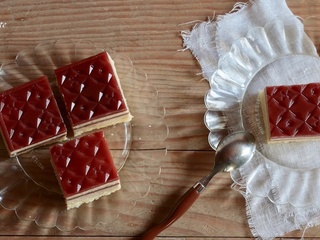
xmin=0 ymin=76 xmax=67 ymax=157
xmin=54 ymin=52 xmax=132 ymax=137
xmin=49 ymin=131 xmax=120 ymax=209
xmin=260 ymin=82 xmax=320 ymax=142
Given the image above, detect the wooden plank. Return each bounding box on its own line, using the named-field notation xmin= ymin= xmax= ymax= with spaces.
xmin=0 ymin=0 xmax=320 ymax=239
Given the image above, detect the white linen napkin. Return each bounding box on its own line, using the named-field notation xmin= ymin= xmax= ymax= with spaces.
xmin=182 ymin=0 xmax=320 ymax=239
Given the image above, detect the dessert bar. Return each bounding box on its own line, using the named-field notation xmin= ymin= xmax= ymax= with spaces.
xmin=0 ymin=76 xmax=67 ymax=157
xmin=49 ymin=131 xmax=121 ymax=209
xmin=260 ymin=82 xmax=320 ymax=142
xmin=54 ymin=52 xmax=132 ymax=136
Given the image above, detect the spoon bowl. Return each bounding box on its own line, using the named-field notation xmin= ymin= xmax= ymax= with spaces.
xmin=215 ymin=131 xmax=256 ymax=172
xmin=142 ymin=131 xmax=256 ymax=240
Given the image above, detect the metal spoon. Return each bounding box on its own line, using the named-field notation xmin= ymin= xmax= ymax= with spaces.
xmin=141 ymin=131 xmax=256 ymax=239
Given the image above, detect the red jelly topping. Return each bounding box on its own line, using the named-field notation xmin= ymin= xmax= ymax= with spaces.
xmin=49 ymin=131 xmax=119 ymax=197
xmin=54 ymin=52 xmax=127 ymax=128
xmin=0 ymin=76 xmax=67 ymax=155
xmin=265 ymin=83 xmax=320 ymax=139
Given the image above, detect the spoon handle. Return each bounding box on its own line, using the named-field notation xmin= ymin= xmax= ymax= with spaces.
xmin=141 ymin=183 xmax=203 ymax=240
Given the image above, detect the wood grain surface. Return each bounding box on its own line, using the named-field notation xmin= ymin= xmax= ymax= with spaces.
xmin=0 ymin=0 xmax=320 ymax=239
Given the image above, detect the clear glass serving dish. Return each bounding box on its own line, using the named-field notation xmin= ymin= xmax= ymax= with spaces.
xmin=204 ymin=16 xmax=320 ymax=208
xmin=0 ymin=40 xmax=168 ymax=230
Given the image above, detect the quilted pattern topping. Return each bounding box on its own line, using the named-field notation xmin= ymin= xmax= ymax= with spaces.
xmin=54 ymin=52 xmax=127 ymax=127
xmin=49 ymin=131 xmax=119 ymax=197
xmin=265 ymin=83 xmax=320 ymax=139
xmin=0 ymin=76 xmax=67 ymax=154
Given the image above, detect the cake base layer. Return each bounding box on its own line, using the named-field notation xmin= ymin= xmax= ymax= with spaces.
xmin=66 ymin=180 xmax=121 ymax=210
xmin=72 ymin=110 xmax=132 ymax=137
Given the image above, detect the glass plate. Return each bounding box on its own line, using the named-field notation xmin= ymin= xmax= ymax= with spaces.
xmin=0 ymin=40 xmax=168 ymax=230
xmin=204 ymin=17 xmax=320 ymax=207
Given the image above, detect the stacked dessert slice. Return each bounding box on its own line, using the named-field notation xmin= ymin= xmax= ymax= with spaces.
xmin=54 ymin=52 xmax=132 ymax=137
xmin=261 ymin=82 xmax=320 ymax=142
xmin=0 ymin=76 xmax=67 ymax=157
xmin=49 ymin=131 xmax=120 ymax=210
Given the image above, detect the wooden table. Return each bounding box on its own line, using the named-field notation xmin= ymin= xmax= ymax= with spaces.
xmin=0 ymin=0 xmax=320 ymax=239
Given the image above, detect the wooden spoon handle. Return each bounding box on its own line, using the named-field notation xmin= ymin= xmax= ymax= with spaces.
xmin=141 ymin=183 xmax=203 ymax=240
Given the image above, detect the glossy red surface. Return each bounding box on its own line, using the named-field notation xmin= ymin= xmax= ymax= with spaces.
xmin=0 ymin=76 xmax=67 ymax=155
xmin=54 ymin=52 xmax=127 ymax=129
xmin=265 ymin=83 xmax=320 ymax=139
xmin=49 ymin=131 xmax=119 ymax=197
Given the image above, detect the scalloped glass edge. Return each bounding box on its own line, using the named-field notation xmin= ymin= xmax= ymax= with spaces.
xmin=0 ymin=39 xmax=168 ymax=230
xmin=203 ymin=16 xmax=320 ymax=208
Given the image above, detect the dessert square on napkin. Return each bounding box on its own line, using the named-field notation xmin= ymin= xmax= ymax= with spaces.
xmin=182 ymin=0 xmax=320 ymax=239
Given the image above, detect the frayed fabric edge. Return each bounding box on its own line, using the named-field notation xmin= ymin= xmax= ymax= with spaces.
xmin=181 ymin=17 xmax=218 ymax=80
xmin=180 ymin=0 xmax=261 ymax=81
xmin=231 ymin=176 xmax=276 ymax=240
xmin=244 ymin=194 xmax=278 ymax=240
xmin=216 ymin=1 xmax=253 ymax=21
xmin=243 ymin=185 xmax=320 ymax=239
xmin=301 ymin=215 xmax=320 ymax=239
xmin=180 ymin=17 xmax=215 ymax=54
